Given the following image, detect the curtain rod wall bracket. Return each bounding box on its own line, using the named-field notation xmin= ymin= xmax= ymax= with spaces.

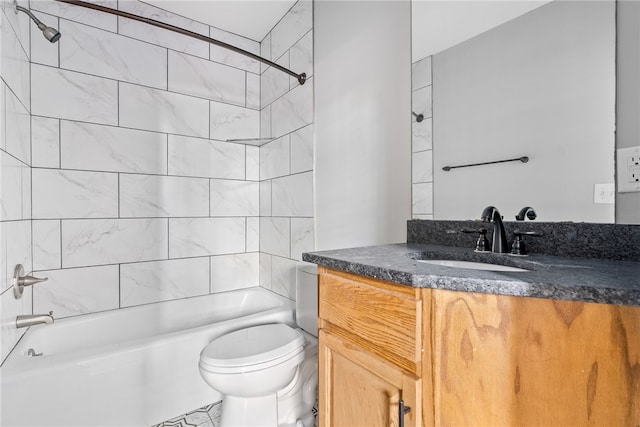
xmin=54 ymin=0 xmax=307 ymax=85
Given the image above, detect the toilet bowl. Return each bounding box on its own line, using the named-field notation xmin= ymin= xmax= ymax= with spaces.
xmin=199 ymin=263 xmax=318 ymax=427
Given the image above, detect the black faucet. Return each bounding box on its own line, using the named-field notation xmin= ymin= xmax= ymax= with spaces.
xmin=481 ymin=206 xmax=509 ymax=253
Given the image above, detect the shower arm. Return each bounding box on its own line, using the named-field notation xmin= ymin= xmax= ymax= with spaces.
xmin=53 ymin=0 xmax=307 ymax=85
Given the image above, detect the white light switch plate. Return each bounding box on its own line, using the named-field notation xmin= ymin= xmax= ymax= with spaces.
xmin=594 ymin=183 xmax=615 ymax=204
xmin=617 ymin=146 xmax=640 ymax=193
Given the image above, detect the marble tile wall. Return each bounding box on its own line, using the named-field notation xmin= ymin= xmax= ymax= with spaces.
xmin=411 ymin=56 xmax=434 ymax=219
xmin=1 ymin=0 xmax=315 ymax=365
xmin=2 ymin=0 xmax=272 ymax=358
xmin=1 ymin=0 xmax=33 ymax=364
xmin=259 ymin=0 xmax=314 ymax=300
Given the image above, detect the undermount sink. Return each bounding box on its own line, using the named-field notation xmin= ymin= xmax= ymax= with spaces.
xmin=417 ymin=259 xmax=529 ymax=272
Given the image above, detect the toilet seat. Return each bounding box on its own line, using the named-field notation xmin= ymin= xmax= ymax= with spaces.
xmin=200 ymin=324 xmax=305 ymax=373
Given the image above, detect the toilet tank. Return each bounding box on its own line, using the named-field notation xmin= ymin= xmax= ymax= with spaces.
xmin=295 ymin=262 xmax=318 ymax=337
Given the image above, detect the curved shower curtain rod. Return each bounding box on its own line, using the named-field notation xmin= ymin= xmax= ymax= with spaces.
xmin=54 ymin=0 xmax=307 ymax=85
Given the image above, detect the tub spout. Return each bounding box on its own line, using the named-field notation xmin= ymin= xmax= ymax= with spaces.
xmin=16 ymin=311 xmax=54 ymax=329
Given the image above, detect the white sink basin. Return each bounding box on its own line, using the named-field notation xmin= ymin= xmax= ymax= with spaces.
xmin=417 ymin=259 xmax=529 ymax=272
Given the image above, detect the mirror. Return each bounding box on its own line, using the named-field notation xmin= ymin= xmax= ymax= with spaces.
xmin=411 ymin=0 xmax=622 ymax=223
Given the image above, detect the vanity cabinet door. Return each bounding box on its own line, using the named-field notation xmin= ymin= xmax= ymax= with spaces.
xmin=432 ymin=290 xmax=640 ymax=426
xmin=318 ymin=329 xmax=421 ymax=427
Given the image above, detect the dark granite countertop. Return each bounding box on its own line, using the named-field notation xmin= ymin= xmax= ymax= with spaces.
xmin=302 ymin=243 xmax=640 ymax=307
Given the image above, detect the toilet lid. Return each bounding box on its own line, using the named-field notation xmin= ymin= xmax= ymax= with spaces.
xmin=201 ymin=324 xmax=304 ymax=368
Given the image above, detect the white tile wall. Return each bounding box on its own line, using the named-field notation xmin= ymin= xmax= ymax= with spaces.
xmin=290 ymin=31 xmax=313 ymax=82
xmin=2 ymin=0 xmax=314 ymax=366
xmin=412 ymin=56 xmax=433 ymax=219
xmin=260 ymin=217 xmax=290 ymax=258
xmin=246 ymin=73 xmax=260 ymax=109
xmin=1 ymin=11 xmax=30 ymax=110
xmin=168 ymin=135 xmax=246 ymax=179
xmin=210 ymin=180 xmax=259 ymax=217
xmin=291 ymin=217 xmax=314 ymax=261
xmin=119 ymin=83 xmax=209 ymax=138
xmin=270 ymin=256 xmax=298 ymax=300
xmin=290 ymin=126 xmax=313 ymax=174
xmin=32 ymin=169 xmax=118 ymax=219
xmin=33 ymin=265 xmax=120 ymax=318
xmin=246 ymin=146 xmax=260 ymax=181
xmin=0 ymin=150 xmax=30 ymax=221
xmin=2 ymin=220 xmax=32 ymax=291
xmin=272 ymin=172 xmax=313 ymax=217
xmin=1 ymin=285 xmax=31 ymax=362
xmin=413 ymin=182 xmax=434 ymax=215
xmin=247 ymin=217 xmax=260 ymax=252
xmin=62 ymin=218 xmax=169 ymax=268
xmin=33 ymin=220 xmax=61 ymax=271
xmin=271 ymin=77 xmax=313 ymax=137
xmin=413 ymin=117 xmax=433 ymax=152
xmin=412 ymin=150 xmax=433 ymax=184
xmin=30 ymin=11 xmax=59 ymax=67
xmin=60 ymin=20 xmax=168 ymax=89
xmin=60 ymin=121 xmax=168 ymax=174
xmin=168 ymin=50 xmax=246 ymax=106
xmin=3 ymin=0 xmax=31 ymax=51
xmin=260 ymin=180 xmax=273 ymax=216
xmin=260 ymin=136 xmax=290 ymax=180
xmin=0 ymin=8 xmax=32 ymax=365
xmin=262 ymin=59 xmax=290 ymax=108
xmin=270 ymin=0 xmax=312 ymax=61
xmin=31 ymin=0 xmax=118 ymax=32
xmin=259 ymin=2 xmax=314 ymax=299
xmin=412 ymin=85 xmax=432 ymax=124
xmin=32 ymin=65 xmax=118 ymax=125
xmin=4 ymin=88 xmax=30 ymax=164
xmin=120 ymin=258 xmax=210 ymax=307
xmin=209 ymin=26 xmax=260 ymax=74
xmin=117 ymin=0 xmax=209 ymax=59
xmin=31 ymin=116 xmax=60 ymax=168
xmin=210 ymin=253 xmax=259 ymax=293
xmin=261 ymin=33 xmax=272 ymax=74
xmin=169 ymin=217 xmax=245 ymax=258
xmin=119 ymin=174 xmax=209 ymax=218
xmin=412 ymin=56 xmax=432 ymax=90
xmin=209 ymin=101 xmax=260 ymax=141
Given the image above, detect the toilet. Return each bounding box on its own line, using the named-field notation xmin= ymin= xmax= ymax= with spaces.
xmin=199 ymin=263 xmax=318 ymax=427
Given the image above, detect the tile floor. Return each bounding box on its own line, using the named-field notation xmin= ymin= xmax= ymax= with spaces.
xmin=153 ymin=387 xmax=318 ymax=427
xmin=153 ymin=401 xmax=222 ymax=427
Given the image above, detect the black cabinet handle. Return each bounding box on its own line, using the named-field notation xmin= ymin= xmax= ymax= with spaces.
xmin=399 ymin=399 xmax=411 ymax=427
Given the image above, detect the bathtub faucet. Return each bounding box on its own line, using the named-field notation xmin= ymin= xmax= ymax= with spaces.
xmin=16 ymin=311 xmax=54 ymax=329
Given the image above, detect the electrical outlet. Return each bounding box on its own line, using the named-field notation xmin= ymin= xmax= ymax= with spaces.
xmin=594 ymin=183 xmax=615 ymax=204
xmin=617 ymin=146 xmax=640 ymax=193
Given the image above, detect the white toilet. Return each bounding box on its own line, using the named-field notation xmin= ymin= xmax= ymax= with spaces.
xmin=199 ymin=263 xmax=318 ymax=427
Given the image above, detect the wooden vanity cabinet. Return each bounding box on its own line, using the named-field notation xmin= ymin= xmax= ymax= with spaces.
xmin=318 ymin=267 xmax=640 ymax=427
xmin=317 ymin=267 xmax=430 ymax=427
xmin=433 ymin=290 xmax=640 ymax=427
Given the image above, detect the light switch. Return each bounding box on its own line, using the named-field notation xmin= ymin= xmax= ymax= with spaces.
xmin=617 ymin=146 xmax=640 ymax=193
xmin=594 ymin=183 xmax=615 ymax=204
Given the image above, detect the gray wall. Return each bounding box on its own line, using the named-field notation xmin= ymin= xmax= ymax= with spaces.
xmin=431 ymin=0 xmax=616 ymax=223
xmin=314 ymin=1 xmax=412 ymax=250
xmin=616 ymin=0 xmax=640 ymax=224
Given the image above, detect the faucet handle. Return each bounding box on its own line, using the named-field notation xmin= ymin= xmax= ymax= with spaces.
xmin=510 ymin=230 xmax=543 ymax=256
xmin=515 ymin=207 xmax=537 ymax=221
xmin=462 ymin=228 xmax=491 ymax=252
xmin=12 ymin=264 xmax=48 ymax=299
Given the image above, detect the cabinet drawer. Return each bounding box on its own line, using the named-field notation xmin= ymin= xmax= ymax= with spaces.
xmin=319 ymin=268 xmax=422 ymax=374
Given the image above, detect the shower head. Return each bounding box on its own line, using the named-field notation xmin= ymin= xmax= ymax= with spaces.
xmin=15 ymin=4 xmax=61 ymax=43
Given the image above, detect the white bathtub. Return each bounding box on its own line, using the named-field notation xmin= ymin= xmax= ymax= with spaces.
xmin=0 ymin=287 xmax=295 ymax=427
